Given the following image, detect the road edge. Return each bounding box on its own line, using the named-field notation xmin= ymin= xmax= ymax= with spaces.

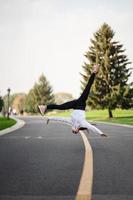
xmin=0 ymin=117 xmax=25 ymax=136
xmin=90 ymin=120 xmax=133 ymax=128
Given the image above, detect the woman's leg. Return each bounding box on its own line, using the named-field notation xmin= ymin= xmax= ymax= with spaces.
xmin=38 ymin=99 xmax=78 ymax=115
xmin=78 ymin=73 xmax=96 ymax=103
xmin=75 ymin=65 xmax=99 ymax=110
xmin=38 ymin=73 xmax=96 ymax=113
xmin=47 ymin=116 xmax=72 ymax=126
xmin=47 ymin=99 xmax=78 ymax=110
xmin=38 ymin=64 xmax=99 ymax=114
xmin=73 ymin=73 xmax=96 ymax=110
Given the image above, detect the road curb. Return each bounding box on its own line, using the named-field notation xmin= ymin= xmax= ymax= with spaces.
xmin=0 ymin=117 xmax=25 ymax=136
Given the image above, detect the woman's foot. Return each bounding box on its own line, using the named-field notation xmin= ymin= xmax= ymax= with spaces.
xmin=38 ymin=105 xmax=47 ymax=115
xmin=92 ymin=64 xmax=100 ymax=74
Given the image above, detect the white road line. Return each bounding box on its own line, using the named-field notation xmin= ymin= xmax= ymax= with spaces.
xmin=37 ymin=136 xmax=43 ymax=139
xmin=25 ymin=136 xmax=31 ymax=139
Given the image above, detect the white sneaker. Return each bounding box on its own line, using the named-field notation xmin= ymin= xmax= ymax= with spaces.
xmin=38 ymin=105 xmax=47 ymax=115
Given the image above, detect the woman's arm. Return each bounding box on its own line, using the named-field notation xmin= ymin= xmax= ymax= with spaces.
xmin=46 ymin=117 xmax=72 ymax=126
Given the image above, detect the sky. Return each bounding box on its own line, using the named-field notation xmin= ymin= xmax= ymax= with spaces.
xmin=0 ymin=0 xmax=133 ymax=98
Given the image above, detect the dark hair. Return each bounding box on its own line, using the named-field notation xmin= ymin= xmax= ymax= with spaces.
xmin=72 ymin=130 xmax=79 ymax=134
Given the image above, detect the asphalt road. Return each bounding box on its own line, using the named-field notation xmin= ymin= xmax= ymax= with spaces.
xmin=0 ymin=117 xmax=84 ymax=200
xmin=89 ymin=122 xmax=133 ymax=200
xmin=0 ymin=116 xmax=133 ymax=200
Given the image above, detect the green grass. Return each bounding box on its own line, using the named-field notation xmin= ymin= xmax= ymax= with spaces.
xmin=0 ymin=117 xmax=17 ymax=130
xmin=86 ymin=109 xmax=133 ymax=125
xmin=47 ymin=109 xmax=133 ymax=126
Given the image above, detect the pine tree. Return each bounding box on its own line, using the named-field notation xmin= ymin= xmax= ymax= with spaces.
xmin=81 ymin=23 xmax=132 ymax=118
xmin=25 ymin=74 xmax=54 ymax=113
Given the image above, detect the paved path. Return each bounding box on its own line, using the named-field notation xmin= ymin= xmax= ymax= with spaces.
xmin=0 ymin=116 xmax=133 ymax=200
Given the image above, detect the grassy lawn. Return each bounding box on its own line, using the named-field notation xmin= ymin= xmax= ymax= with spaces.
xmin=47 ymin=109 xmax=133 ymax=126
xmin=0 ymin=117 xmax=17 ymax=130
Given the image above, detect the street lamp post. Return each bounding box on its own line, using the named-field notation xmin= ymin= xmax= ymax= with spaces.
xmin=7 ymin=88 xmax=11 ymax=119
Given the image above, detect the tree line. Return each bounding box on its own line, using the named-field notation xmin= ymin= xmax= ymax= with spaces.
xmin=0 ymin=23 xmax=132 ymax=118
xmin=0 ymin=74 xmax=55 ymax=115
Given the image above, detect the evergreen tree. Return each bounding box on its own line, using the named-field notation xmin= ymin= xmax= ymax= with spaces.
xmin=25 ymin=74 xmax=54 ymax=113
xmin=24 ymin=89 xmax=37 ymax=113
xmin=81 ymin=23 xmax=132 ymax=118
xmin=120 ymin=83 xmax=133 ymax=109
